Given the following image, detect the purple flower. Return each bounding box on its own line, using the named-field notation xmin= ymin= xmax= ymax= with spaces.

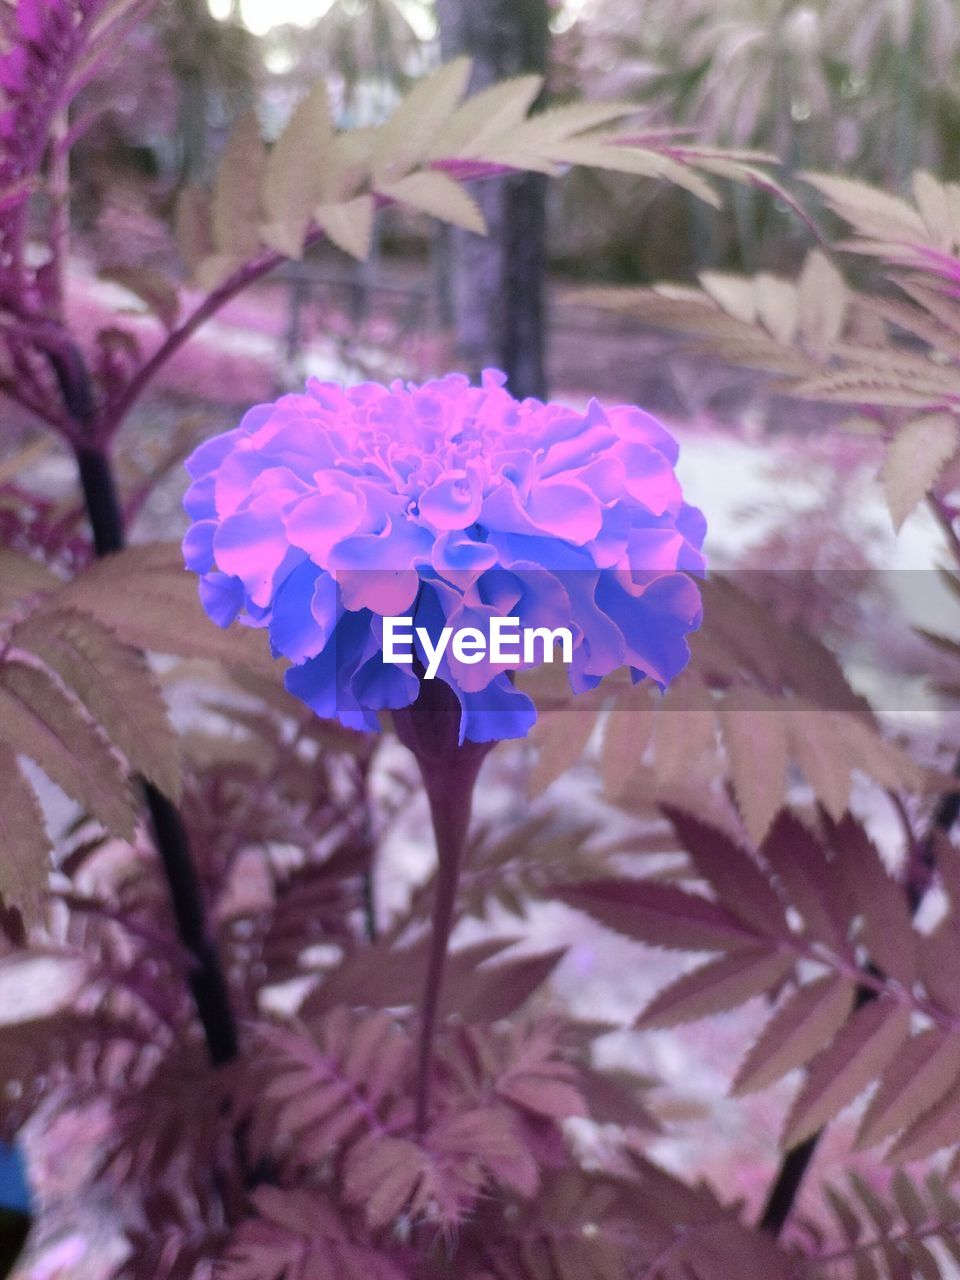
xmin=182 ymin=370 xmax=706 ymax=742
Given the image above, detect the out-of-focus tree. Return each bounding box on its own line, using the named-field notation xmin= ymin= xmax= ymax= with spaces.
xmin=552 ymin=0 xmax=960 ymax=276
xmin=436 ymin=0 xmax=550 ymax=400
xmin=167 ymin=0 xmax=255 ymax=181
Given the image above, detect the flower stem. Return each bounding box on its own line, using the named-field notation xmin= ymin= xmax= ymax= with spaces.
xmin=393 ymin=680 xmax=491 ymax=1135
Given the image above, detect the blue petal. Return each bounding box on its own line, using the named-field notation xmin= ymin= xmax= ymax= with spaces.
xmin=182 ymin=520 xmax=216 ymax=574
xmin=458 ymin=674 xmax=537 ymax=743
xmin=269 ymin=560 xmax=329 ymax=662
xmin=198 ymin=572 xmax=244 ymax=628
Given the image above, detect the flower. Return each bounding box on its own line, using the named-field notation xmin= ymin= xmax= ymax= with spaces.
xmin=182 ymin=370 xmax=706 ymax=742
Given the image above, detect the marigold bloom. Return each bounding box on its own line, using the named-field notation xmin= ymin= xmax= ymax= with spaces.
xmin=183 ymin=370 xmax=705 ymax=741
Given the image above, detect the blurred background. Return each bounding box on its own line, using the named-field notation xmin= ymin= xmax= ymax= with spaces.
xmin=7 ymin=1 xmax=960 ymax=1276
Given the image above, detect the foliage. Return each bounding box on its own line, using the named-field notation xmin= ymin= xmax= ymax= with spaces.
xmin=3 ymin=2 xmax=960 ymax=1279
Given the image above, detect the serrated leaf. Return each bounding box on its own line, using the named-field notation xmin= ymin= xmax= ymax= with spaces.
xmin=262 ymin=82 xmax=338 ymax=258
xmin=783 ymin=998 xmax=911 ymax=1149
xmin=920 ymin=926 xmax=960 ymax=1018
xmin=0 ymin=662 xmax=135 ymax=839
xmin=889 ymin=1079 xmax=960 ymax=1163
xmin=802 ymin=172 xmax=926 ymax=242
xmin=732 ymin=974 xmax=856 ymax=1096
xmin=302 ymin=935 xmax=514 ymax=1017
xmin=831 ymin=816 xmax=917 ymax=986
xmin=0 ymin=741 xmax=49 ymax=925
xmin=194 ymin=252 xmax=243 ymax=291
xmin=429 ymin=73 xmax=543 ymax=159
xmin=882 ymin=413 xmax=959 ymax=532
xmin=496 ymin=101 xmax=638 ymax=157
xmin=528 ymin=703 xmax=601 ymax=796
xmin=718 ymin=688 xmax=790 ymax=845
xmin=798 ymin=250 xmax=847 ymax=355
xmin=100 ymin=267 xmax=179 ymax=330
xmin=755 ymin=273 xmax=798 ymax=345
xmin=377 ymin=170 xmax=486 ymax=235
xmin=637 ymin=948 xmax=792 ymax=1030
xmin=547 ymin=142 xmax=720 ymax=207
xmin=651 ymin=678 xmax=716 ymax=785
xmin=314 ymin=194 xmax=376 ymax=261
xmin=371 ymin=58 xmax=473 ymax=183
xmin=826 ymin=1185 xmax=862 ymax=1244
xmin=699 ymin=272 xmax=756 ymax=324
xmin=0 ymin=548 xmax=59 ymax=611
xmin=13 ymin=608 xmax=181 ymax=800
xmin=785 ymin=705 xmax=852 ymax=821
xmin=913 ymin=171 xmax=953 ymax=250
xmin=554 ymin=879 xmax=761 ymax=952
xmin=342 ymin=1134 xmax=423 ymax=1228
xmin=601 ymin=699 xmax=655 ymax=798
xmin=455 ymin=947 xmax=566 ymax=1023
xmin=663 ymin=806 xmax=788 ymax=938
xmin=857 ymin=1028 xmax=960 ymax=1149
xmin=892 ymin=1170 xmax=927 ymax=1229
xmin=212 ymin=110 xmax=267 ymax=257
xmin=58 ymin=543 xmax=277 ymax=676
xmin=760 ymin=813 xmax=850 ymax=951
xmin=576 ymin=1067 xmax=660 ymax=1131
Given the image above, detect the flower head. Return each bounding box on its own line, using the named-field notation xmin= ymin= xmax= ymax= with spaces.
xmin=183 ymin=370 xmax=705 ymax=742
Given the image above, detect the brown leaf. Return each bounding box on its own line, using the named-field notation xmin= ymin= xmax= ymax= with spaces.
xmin=732 ymin=974 xmax=856 ymax=1096
xmin=302 ymin=936 xmax=514 ymax=1017
xmin=429 ymin=73 xmax=542 ymax=160
xmin=889 ymin=1079 xmax=960 ymax=1163
xmin=212 ymin=110 xmax=267 ymax=257
xmin=882 ymin=413 xmax=959 ymax=532
xmin=0 ymin=742 xmax=49 ymax=925
xmin=314 ymin=194 xmax=376 ymax=262
xmin=636 ymin=948 xmax=793 ymax=1030
xmin=798 ymin=250 xmax=847 ymax=356
xmin=0 ymin=662 xmax=135 ymax=839
xmin=784 ymin=705 xmax=852 ymax=821
xmin=830 ymin=816 xmax=917 ymax=986
xmin=663 ymin=806 xmax=789 ymax=938
xmin=857 ymin=1028 xmax=960 ymax=1149
xmin=0 ymin=548 xmax=59 ymax=612
xmin=101 ymin=267 xmax=180 ymax=330
xmin=14 ymin=608 xmax=181 ymax=800
xmin=718 ymin=687 xmax=790 ymax=845
xmin=760 ymin=813 xmax=850 ymax=951
xmin=651 ymin=673 xmax=716 ymax=785
xmin=699 ymin=271 xmax=756 ymax=323
xmin=59 ymin=543 xmax=278 ymax=676
xmin=371 ymin=58 xmax=473 ymax=183
xmin=600 ymin=697 xmax=655 ymax=798
xmin=554 ymin=879 xmax=761 ymax=952
xmin=783 ymin=998 xmax=911 ymax=1149
xmin=802 ymin=172 xmax=926 ymax=242
xmin=263 ymin=83 xmax=339 ymax=258
xmin=377 ymin=170 xmax=486 ymax=235
xmin=528 ymin=702 xmax=601 ymax=796
xmin=342 ymin=1134 xmax=424 ymax=1229
xmin=497 ymin=1072 xmax=586 ymax=1121
xmin=755 ymin=272 xmax=798 ymax=345
xmin=920 ymin=925 xmax=960 ymax=1018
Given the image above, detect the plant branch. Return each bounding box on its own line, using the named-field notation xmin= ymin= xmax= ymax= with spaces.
xmin=57 ymin=344 xmax=239 ymax=1068
xmin=103 ymin=247 xmax=290 ymax=436
xmin=759 ymin=778 xmax=960 ymax=1236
